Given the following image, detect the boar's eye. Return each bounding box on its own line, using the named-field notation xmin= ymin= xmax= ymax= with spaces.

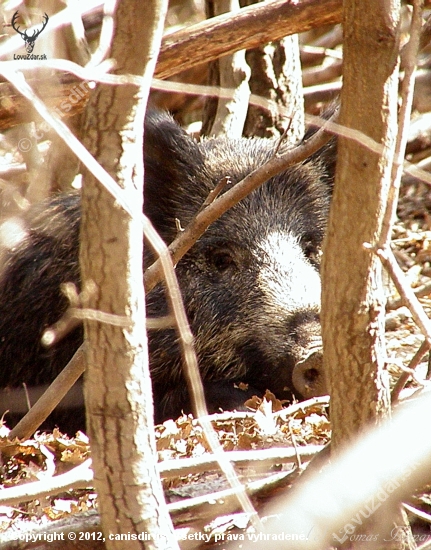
xmin=302 ymin=241 xmax=322 ymax=267
xmin=207 ymin=248 xmax=236 ymax=273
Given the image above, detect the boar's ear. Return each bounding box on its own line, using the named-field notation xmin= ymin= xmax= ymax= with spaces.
xmin=143 ymin=110 xmax=205 ymax=241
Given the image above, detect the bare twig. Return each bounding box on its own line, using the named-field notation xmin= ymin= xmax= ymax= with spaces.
xmin=197 ymin=176 xmax=231 ymax=213
xmin=391 ymin=339 xmax=430 ymax=404
xmin=8 ymin=347 xmax=86 ymax=441
xmin=400 ymin=12 xmax=431 ymax=67
xmin=273 ymin=395 xmax=330 ymax=420
xmin=288 ymin=420 xmax=303 ymax=470
xmin=302 ymin=59 xmax=342 ymax=87
xmin=403 ymin=502 xmax=431 ymax=525
xmin=273 ymin=117 xmax=293 ymax=156
xmin=387 ymin=280 xmax=431 ymax=311
xmin=373 ymin=245 xmax=431 ymax=344
xmin=303 ymin=80 xmax=342 ymax=108
xmin=42 ymin=307 xmax=131 ymax=347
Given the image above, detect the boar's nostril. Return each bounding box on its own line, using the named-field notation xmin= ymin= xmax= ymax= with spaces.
xmin=291 ymin=346 xmax=328 ymax=399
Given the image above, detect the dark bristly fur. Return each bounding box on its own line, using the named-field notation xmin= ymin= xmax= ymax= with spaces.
xmin=0 ymin=111 xmax=334 ymax=432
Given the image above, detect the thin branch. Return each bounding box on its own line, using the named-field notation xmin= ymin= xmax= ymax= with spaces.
xmin=403 ymin=502 xmax=431 ymax=525
xmin=387 ymin=280 xmax=431 ymax=311
xmin=197 ymin=176 xmax=231 ymax=213
xmin=373 ymin=245 xmax=431 ymax=345
xmin=274 ymin=395 xmax=330 ymax=419
xmin=8 ymin=347 xmax=86 ymax=440
xmin=391 ymin=339 xmax=430 ymax=404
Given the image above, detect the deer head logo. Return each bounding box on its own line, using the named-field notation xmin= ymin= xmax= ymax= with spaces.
xmin=12 ymin=11 xmax=49 ymax=54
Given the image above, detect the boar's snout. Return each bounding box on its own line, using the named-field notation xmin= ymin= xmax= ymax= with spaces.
xmin=291 ymin=340 xmax=327 ymax=399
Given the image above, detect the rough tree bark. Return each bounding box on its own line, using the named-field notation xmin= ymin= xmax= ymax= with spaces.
xmin=80 ymin=1 xmax=178 ymax=549
xmin=321 ymin=0 xmax=415 ymax=547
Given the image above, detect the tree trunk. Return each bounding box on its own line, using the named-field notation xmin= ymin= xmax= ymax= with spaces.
xmin=321 ymin=0 xmax=415 ymax=547
xmin=202 ymin=0 xmax=304 ymax=142
xmin=240 ymin=0 xmax=304 ymax=142
xmin=322 ymin=0 xmax=399 ymax=451
xmin=80 ymin=1 xmax=178 ymax=549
